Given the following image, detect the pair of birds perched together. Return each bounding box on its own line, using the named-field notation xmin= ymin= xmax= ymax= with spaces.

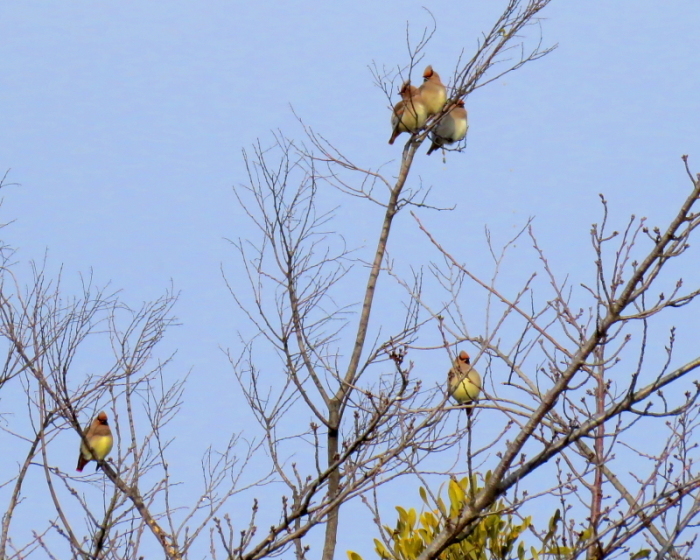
xmin=388 ymin=65 xmax=468 ymax=155
xmin=74 ymin=351 xmax=480 ymax=473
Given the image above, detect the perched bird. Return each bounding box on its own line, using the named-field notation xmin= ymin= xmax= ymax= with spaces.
xmin=426 ymin=100 xmax=468 ymax=155
xmin=388 ymin=81 xmax=427 ymax=145
xmin=447 ymin=351 xmax=482 ymax=415
xmin=419 ymin=65 xmax=447 ymax=117
xmin=76 ymin=411 xmax=113 ymax=472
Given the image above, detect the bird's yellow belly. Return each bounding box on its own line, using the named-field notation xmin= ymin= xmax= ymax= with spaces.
xmin=424 ymin=91 xmax=446 ymax=116
xmin=392 ymin=103 xmax=427 ymax=133
xmin=452 ymin=118 xmax=468 ymax=142
xmin=452 ymin=378 xmax=480 ymax=404
xmin=81 ymin=435 xmax=113 ymax=461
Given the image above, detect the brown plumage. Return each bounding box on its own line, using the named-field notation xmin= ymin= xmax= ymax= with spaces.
xmin=388 ymin=81 xmax=427 ymax=145
xmin=447 ymin=351 xmax=482 ymax=416
xmin=76 ymin=411 xmax=113 ymax=472
xmin=426 ymin=100 xmax=468 ymax=155
xmin=419 ymin=65 xmax=447 ymax=117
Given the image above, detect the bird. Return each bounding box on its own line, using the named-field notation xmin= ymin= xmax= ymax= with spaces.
xmin=76 ymin=411 xmax=113 ymax=472
xmin=447 ymin=351 xmax=482 ymax=415
xmin=426 ymin=100 xmax=468 ymax=155
xmin=388 ymin=81 xmax=427 ymax=145
xmin=419 ymin=65 xmax=447 ymax=117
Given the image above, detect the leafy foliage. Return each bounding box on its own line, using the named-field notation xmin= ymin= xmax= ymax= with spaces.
xmin=348 ymin=474 xmax=658 ymax=560
xmin=349 ymin=475 xmax=548 ymax=560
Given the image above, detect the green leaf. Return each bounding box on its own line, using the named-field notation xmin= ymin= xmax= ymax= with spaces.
xmin=549 ymin=509 xmax=561 ymax=531
xmin=407 ymin=507 xmax=417 ymax=528
xmin=420 ymin=511 xmax=437 ymax=530
xmin=630 ymin=550 xmax=651 ymax=560
xmin=436 ymin=496 xmax=447 ymax=517
xmin=448 ymin=479 xmax=465 ymax=516
xmin=373 ymin=539 xmax=390 ymax=559
xmin=396 ymin=506 xmax=408 ymax=522
xmin=419 ymin=485 xmax=428 ymax=506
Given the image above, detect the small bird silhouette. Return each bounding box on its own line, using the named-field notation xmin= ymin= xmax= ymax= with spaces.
xmin=76 ymin=411 xmax=113 ymax=472
xmin=388 ymin=81 xmax=427 ymax=145
xmin=447 ymin=351 xmax=482 ymax=416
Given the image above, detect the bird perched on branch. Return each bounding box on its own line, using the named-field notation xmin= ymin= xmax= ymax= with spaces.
xmin=426 ymin=100 xmax=468 ymax=155
xmin=76 ymin=411 xmax=113 ymax=472
xmin=447 ymin=351 xmax=482 ymax=415
xmin=388 ymin=81 xmax=427 ymax=145
xmin=419 ymin=65 xmax=447 ymax=117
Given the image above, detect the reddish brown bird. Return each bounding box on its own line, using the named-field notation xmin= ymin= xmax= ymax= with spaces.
xmin=76 ymin=411 xmax=113 ymax=472
xmin=419 ymin=65 xmax=447 ymax=117
xmin=447 ymin=351 xmax=482 ymax=416
xmin=388 ymin=81 xmax=427 ymax=145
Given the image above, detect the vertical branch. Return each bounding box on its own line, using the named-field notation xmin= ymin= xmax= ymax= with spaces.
xmin=91 ymin=490 xmax=119 ymax=560
xmin=322 ymin=144 xmax=419 ymax=560
xmin=589 ymin=346 xmax=605 ymax=560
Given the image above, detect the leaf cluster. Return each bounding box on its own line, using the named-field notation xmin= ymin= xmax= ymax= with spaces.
xmin=350 ymin=475 xmax=542 ymax=560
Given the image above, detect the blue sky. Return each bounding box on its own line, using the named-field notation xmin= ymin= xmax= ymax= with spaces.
xmin=1 ymin=1 xmax=699 ymax=558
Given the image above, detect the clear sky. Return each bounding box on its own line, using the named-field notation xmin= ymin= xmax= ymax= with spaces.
xmin=1 ymin=1 xmax=699 ymax=558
